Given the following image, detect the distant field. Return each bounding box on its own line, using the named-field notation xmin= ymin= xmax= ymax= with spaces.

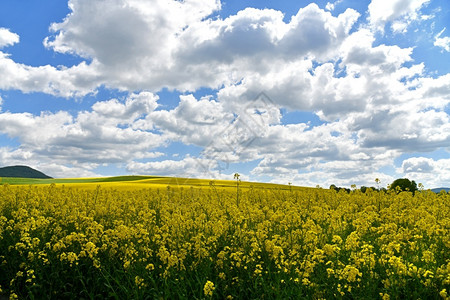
xmin=0 ymin=175 xmax=299 ymax=191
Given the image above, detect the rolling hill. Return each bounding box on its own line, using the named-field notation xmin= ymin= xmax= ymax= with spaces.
xmin=431 ymin=187 xmax=450 ymax=193
xmin=0 ymin=165 xmax=52 ymax=179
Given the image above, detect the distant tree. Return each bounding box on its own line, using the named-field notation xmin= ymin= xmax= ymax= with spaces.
xmin=362 ymin=186 xmax=382 ymax=193
xmin=389 ymin=178 xmax=418 ymax=195
xmin=329 ymin=184 xmax=350 ymax=193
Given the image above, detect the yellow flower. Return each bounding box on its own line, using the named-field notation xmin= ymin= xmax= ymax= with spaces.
xmin=302 ymin=278 xmax=310 ymax=286
xmin=379 ymin=293 xmax=390 ymax=300
xmin=135 ymin=276 xmax=146 ymax=289
xmin=341 ymin=265 xmax=362 ymax=283
xmin=9 ymin=293 xmax=18 ymax=300
xmin=123 ymin=260 xmax=130 ymax=270
xmin=219 ymin=272 xmax=226 ymax=280
xmin=203 ymin=280 xmax=215 ymax=297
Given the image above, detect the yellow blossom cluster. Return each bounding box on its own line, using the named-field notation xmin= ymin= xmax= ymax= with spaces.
xmin=0 ymin=183 xmax=449 ymax=299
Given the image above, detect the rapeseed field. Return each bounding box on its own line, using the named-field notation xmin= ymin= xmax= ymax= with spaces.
xmin=0 ymin=182 xmax=449 ymax=299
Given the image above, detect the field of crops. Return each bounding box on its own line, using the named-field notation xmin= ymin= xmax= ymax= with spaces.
xmin=0 ymin=179 xmax=449 ymax=299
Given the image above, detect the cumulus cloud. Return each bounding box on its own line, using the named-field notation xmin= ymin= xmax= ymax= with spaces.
xmin=401 ymin=157 xmax=434 ymax=173
xmin=399 ymin=157 xmax=450 ymax=188
xmin=0 ymin=28 xmax=19 ymax=48
xmin=149 ymin=92 xmax=281 ymax=168
xmin=368 ymin=0 xmax=430 ymax=33
xmin=43 ymin=0 xmax=222 ymax=91
xmin=248 ymin=121 xmax=400 ymax=187
xmin=0 ymin=55 xmax=99 ymax=97
xmin=38 ymin=2 xmax=359 ymax=92
xmin=0 ymin=27 xmax=99 ymax=97
xmin=45 ymin=0 xmax=221 ymax=64
xmin=434 ymin=28 xmax=450 ymax=52
xmin=150 ymin=94 xmax=233 ymax=146
xmin=325 ymin=0 xmax=343 ymax=12
xmin=216 ymin=28 xmax=423 ymax=122
xmin=126 ymin=156 xmax=238 ymax=180
xmin=0 ymin=92 xmax=163 ymax=167
xmin=0 ymin=29 xmax=98 ymax=97
xmin=0 ymin=1 xmax=360 ymax=96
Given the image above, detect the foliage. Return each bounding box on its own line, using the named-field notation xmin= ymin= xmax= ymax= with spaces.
xmin=0 ymin=183 xmax=449 ymax=299
xmin=389 ymin=178 xmax=418 ymax=195
xmin=329 ymin=184 xmax=350 ymax=193
xmin=0 ymin=166 xmax=52 ymax=179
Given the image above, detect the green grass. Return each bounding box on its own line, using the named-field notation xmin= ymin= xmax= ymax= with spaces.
xmin=0 ymin=175 xmax=161 ymax=185
xmin=0 ymin=175 xmax=299 ymax=191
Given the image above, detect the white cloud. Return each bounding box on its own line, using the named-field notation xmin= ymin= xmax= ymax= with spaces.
xmin=43 ymin=0 xmax=222 ymax=92
xmin=434 ymin=28 xmax=450 ymax=52
xmin=149 ymin=92 xmax=281 ymax=167
xmin=216 ymin=28 xmax=420 ymax=122
xmin=341 ymin=29 xmax=414 ymax=71
xmin=45 ymin=0 xmax=221 ymax=63
xmin=150 ymin=94 xmax=233 ymax=146
xmin=38 ymin=2 xmax=359 ymax=93
xmin=92 ymin=91 xmax=158 ymax=124
xmin=0 ymin=147 xmax=102 ymax=178
xmin=0 ymin=28 xmax=19 ymax=48
xmin=0 ymin=54 xmax=99 ymax=97
xmin=401 ymin=157 xmax=434 ymax=173
xmin=39 ymin=163 xmax=101 ymax=179
xmin=325 ymin=0 xmax=343 ymax=12
xmin=399 ymin=157 xmax=450 ymax=188
xmin=0 ymin=25 xmax=97 ymax=97
xmin=249 ymin=121 xmax=400 ymax=187
xmin=1 ymin=28 xmax=96 ymax=97
xmin=0 ymin=2 xmax=359 ymax=97
xmin=0 ymin=92 xmax=163 ymax=167
xmin=368 ymin=0 xmax=430 ymax=33
xmin=126 ymin=156 xmax=238 ymax=180
xmin=391 ymin=20 xmax=408 ymax=33
xmin=350 ymin=108 xmax=450 ymax=151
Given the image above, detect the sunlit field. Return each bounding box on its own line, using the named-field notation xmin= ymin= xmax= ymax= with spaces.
xmin=0 ymin=178 xmax=449 ymax=299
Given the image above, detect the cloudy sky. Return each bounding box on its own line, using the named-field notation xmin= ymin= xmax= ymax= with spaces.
xmin=0 ymin=0 xmax=449 ymax=189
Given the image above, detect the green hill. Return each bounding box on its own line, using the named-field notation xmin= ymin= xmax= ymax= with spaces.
xmin=0 ymin=165 xmax=52 ymax=179
xmin=431 ymin=187 xmax=450 ymax=193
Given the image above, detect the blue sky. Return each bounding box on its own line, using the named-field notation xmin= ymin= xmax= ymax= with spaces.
xmin=0 ymin=0 xmax=449 ymax=189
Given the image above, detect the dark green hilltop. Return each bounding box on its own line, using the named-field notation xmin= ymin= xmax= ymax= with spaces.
xmin=0 ymin=165 xmax=52 ymax=179
xmin=431 ymin=187 xmax=450 ymax=193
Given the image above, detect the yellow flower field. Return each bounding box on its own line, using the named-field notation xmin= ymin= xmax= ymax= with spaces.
xmin=0 ymin=182 xmax=449 ymax=299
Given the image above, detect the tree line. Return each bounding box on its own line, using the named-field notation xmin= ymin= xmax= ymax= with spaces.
xmin=330 ymin=178 xmax=418 ymax=194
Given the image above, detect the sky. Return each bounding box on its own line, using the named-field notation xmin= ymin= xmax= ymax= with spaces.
xmin=0 ymin=0 xmax=449 ymax=189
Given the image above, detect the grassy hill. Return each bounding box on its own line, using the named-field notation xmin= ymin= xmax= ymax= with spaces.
xmin=431 ymin=187 xmax=450 ymax=193
xmin=0 ymin=165 xmax=52 ymax=179
xmin=0 ymin=174 xmax=302 ymax=192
